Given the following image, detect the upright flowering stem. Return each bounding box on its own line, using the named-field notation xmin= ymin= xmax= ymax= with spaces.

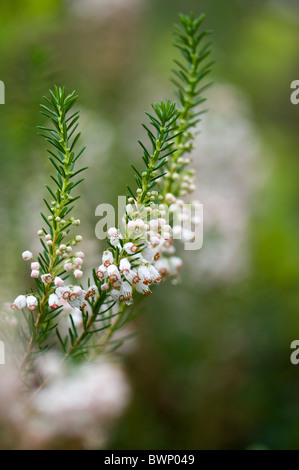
xmin=19 ymin=87 xmax=86 ymax=372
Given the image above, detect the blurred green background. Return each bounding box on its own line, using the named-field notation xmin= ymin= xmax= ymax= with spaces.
xmin=1 ymin=0 xmax=299 ymax=450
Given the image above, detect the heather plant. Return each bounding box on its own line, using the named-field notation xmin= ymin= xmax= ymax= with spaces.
xmin=9 ymin=13 xmax=212 ymax=378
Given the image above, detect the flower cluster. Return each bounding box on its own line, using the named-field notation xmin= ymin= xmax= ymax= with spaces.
xmin=8 ymin=13 xmax=212 ymax=368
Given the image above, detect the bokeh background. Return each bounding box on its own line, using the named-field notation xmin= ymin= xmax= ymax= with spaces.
xmin=1 ymin=0 xmax=299 ymax=450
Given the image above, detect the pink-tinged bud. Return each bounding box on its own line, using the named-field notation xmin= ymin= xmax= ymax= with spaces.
xmin=54 ymin=277 xmax=64 ymax=287
xmin=127 ymin=220 xmax=136 ymax=230
xmin=64 ymin=262 xmax=73 ymax=272
xmin=74 ymin=269 xmax=83 ymax=279
xmin=75 ymin=251 xmax=85 ymax=259
xmin=101 ymin=283 xmax=109 ymax=291
xmin=108 ymin=227 xmax=118 ymax=237
xmin=31 ymin=262 xmax=40 ymax=271
xmin=31 ymin=270 xmax=40 ymax=278
xmin=151 ymin=237 xmax=160 ymax=247
xmin=74 ymin=257 xmax=83 ymax=267
xmin=165 ymin=193 xmax=176 ymax=204
xmin=73 ymin=286 xmax=83 ymax=296
xmin=22 ymin=250 xmax=33 ymax=260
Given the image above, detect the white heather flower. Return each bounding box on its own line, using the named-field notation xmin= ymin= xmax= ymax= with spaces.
xmin=22 ymin=250 xmax=33 ymax=260
xmin=119 ymin=258 xmax=131 ymax=275
xmin=135 ymin=218 xmax=145 ymax=229
xmin=141 ymin=246 xmax=155 ymax=263
xmin=49 ymin=294 xmax=60 ymax=309
xmin=173 ymin=225 xmax=182 ymax=238
xmin=135 ymin=281 xmax=151 ymax=296
xmin=41 ymin=273 xmax=54 ymax=285
xmin=148 ymin=265 xmax=162 ymax=284
xmin=31 ymin=262 xmax=40 ymax=271
xmin=55 ymin=287 xmax=64 ymax=299
xmin=107 ymin=227 xmax=119 ymax=237
xmin=74 ymin=269 xmax=83 ymax=279
xmin=61 ymin=286 xmax=72 ymax=300
xmin=96 ymin=264 xmax=107 ymax=280
xmin=126 ymin=204 xmax=134 ymax=216
xmin=108 ymin=227 xmax=122 ymax=246
xmin=107 ymin=264 xmax=121 ymax=282
xmin=85 ymin=285 xmax=98 ymax=299
xmin=124 ymin=269 xmax=140 ymax=285
xmin=170 ymin=256 xmax=183 ymax=270
xmin=10 ymin=295 xmax=27 ymax=311
xmin=111 ymin=279 xmax=122 ymax=290
xmin=101 ymin=282 xmax=109 ymax=291
xmin=155 ymin=259 xmax=170 ymax=277
xmin=31 ymin=270 xmax=40 ymax=278
xmin=182 ymin=229 xmax=195 ymax=242
xmin=54 ymin=277 xmax=64 ymax=287
xmin=119 ymin=281 xmax=133 ymax=303
xmin=27 ymin=295 xmax=38 ymax=311
xmin=74 ymin=257 xmax=83 ymax=267
xmin=162 ymin=224 xmax=171 ymax=233
xmin=158 ymin=218 xmax=166 ymax=228
xmin=137 ymin=266 xmax=152 ymax=285
xmin=149 ymin=219 xmax=159 ymax=231
xmin=73 ymin=286 xmax=83 ymax=297
xmin=168 ymin=257 xmax=183 ymax=278
xmin=123 ymin=242 xmax=138 ymax=255
xmin=110 ymin=289 xmax=121 ymax=302
xmin=68 ymin=289 xmax=77 ymax=302
xmin=150 ymin=236 xmax=160 ymax=247
xmin=102 ymin=250 xmax=114 ymax=267
xmin=75 ymin=251 xmax=85 ymax=259
xmin=70 ymin=308 xmax=83 ymax=327
xmin=127 ymin=220 xmax=136 ymax=230
xmin=163 ymin=232 xmax=171 ymax=240
xmin=68 ymin=292 xmax=87 ymax=310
